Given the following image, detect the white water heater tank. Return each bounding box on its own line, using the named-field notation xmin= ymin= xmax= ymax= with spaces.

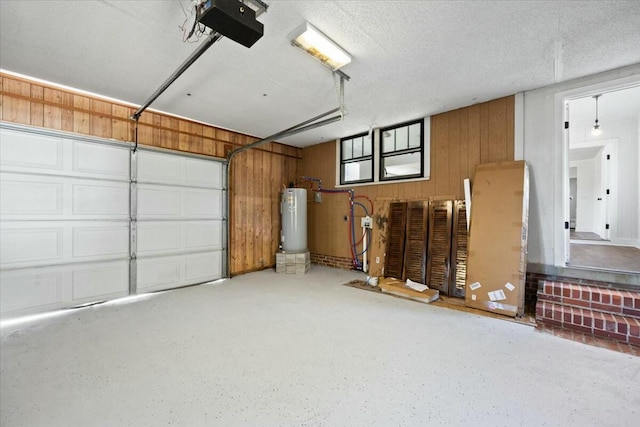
xmin=280 ymin=188 xmax=307 ymax=253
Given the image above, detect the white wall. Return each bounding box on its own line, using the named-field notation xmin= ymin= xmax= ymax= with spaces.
xmin=571 ymin=158 xmax=596 ymax=233
xmin=522 ymin=64 xmax=640 ymax=266
xmin=571 ymin=119 xmax=638 ymax=244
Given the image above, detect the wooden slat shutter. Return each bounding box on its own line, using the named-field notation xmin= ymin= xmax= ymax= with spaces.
xmin=384 ymin=202 xmax=408 ymax=279
xmin=403 ymin=202 xmax=429 ymax=284
xmin=426 ymin=200 xmax=453 ymax=293
xmin=450 ymin=200 xmax=468 ymax=298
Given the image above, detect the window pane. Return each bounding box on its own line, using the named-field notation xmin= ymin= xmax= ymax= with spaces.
xmin=363 ymin=134 xmax=372 ymax=156
xmin=382 ymin=129 xmax=394 ymax=153
xmin=343 ymin=159 xmax=373 ymax=182
xmin=353 ymin=137 xmax=363 ymax=158
xmin=395 ymin=126 xmax=408 ymax=151
xmin=342 ymin=139 xmax=352 ymax=160
xmin=408 ymin=123 xmax=421 ymax=148
xmin=382 ymin=152 xmax=421 ymax=178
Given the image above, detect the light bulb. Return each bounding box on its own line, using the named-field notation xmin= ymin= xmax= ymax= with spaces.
xmin=592 ymin=124 xmax=602 ymax=136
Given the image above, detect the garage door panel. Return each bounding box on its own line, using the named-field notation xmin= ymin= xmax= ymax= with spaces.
xmin=0 ymin=227 xmax=63 ymax=266
xmin=0 ymin=128 xmax=129 ymax=181
xmin=0 ymin=260 xmax=129 ymax=316
xmin=0 ymin=128 xmax=64 ymax=172
xmin=137 ymin=222 xmax=181 ymax=255
xmin=72 ymin=226 xmax=129 ymax=258
xmin=72 ymin=141 xmax=129 ymax=178
xmin=71 ymin=262 xmax=129 ymax=300
xmin=137 ymin=256 xmax=182 ymax=292
xmin=185 ymin=221 xmax=222 ymax=249
xmin=137 ymin=251 xmax=221 ymax=293
xmin=185 ymin=251 xmax=221 ymax=282
xmin=137 ymin=220 xmax=222 ymax=256
xmin=1 ymin=221 xmax=129 ymax=269
xmin=72 ymin=183 xmax=129 ymax=216
xmin=0 ymin=173 xmax=129 ymax=220
xmin=137 ymin=151 xmax=182 ymax=185
xmin=184 ymin=188 xmax=222 ymax=217
xmin=185 ymin=158 xmax=223 ymax=188
xmin=0 ymin=178 xmax=63 ymax=216
xmin=137 ymin=185 xmax=222 ymax=219
xmin=137 ymin=185 xmax=181 ymax=218
xmin=0 ymin=271 xmax=62 ymax=313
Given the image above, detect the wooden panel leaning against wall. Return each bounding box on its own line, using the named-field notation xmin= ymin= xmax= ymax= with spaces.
xmin=0 ymin=73 xmax=301 ymax=276
xmin=301 ymin=95 xmax=515 ymax=278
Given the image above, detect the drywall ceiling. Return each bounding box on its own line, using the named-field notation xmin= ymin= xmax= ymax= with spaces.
xmin=1 ymin=1 xmax=640 ymax=147
xmin=570 ymin=146 xmax=602 ymax=162
xmin=567 ymin=85 xmax=640 ymax=135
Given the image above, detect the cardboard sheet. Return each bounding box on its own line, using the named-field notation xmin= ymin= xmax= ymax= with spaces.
xmin=464 ymin=161 xmax=529 ymax=317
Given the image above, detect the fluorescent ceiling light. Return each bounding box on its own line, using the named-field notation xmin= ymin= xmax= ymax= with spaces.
xmin=291 ymin=22 xmax=351 ymax=71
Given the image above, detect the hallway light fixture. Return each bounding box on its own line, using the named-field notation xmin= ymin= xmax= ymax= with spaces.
xmin=592 ymin=94 xmax=602 ymax=136
xmin=290 ymin=22 xmax=351 ymax=71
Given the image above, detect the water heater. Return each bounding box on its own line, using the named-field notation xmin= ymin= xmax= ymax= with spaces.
xmin=280 ymin=188 xmax=307 ymax=253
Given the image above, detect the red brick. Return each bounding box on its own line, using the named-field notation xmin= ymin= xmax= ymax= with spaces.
xmin=591 ymin=302 xmax=622 ymax=313
xmin=602 ymin=313 xmax=617 ymax=332
xmin=593 ymin=313 xmax=605 ymax=330
xmin=591 ymin=290 xmax=601 ymax=303
xmin=553 ymin=284 xmax=562 ymax=296
xmin=611 ymin=292 xmax=622 ymax=306
xmin=630 ymin=336 xmax=640 ymax=347
xmin=623 ymin=295 xmax=635 ymax=308
xmin=571 ymin=288 xmax=580 ymax=299
xmin=563 ymin=308 xmax=572 ymax=323
xmin=635 ymin=297 xmax=640 ymax=310
xmin=544 ymin=282 xmax=553 ymax=295
xmin=600 ymin=291 xmax=612 ymax=305
xmin=544 ymin=304 xmax=553 ymax=320
xmin=629 ymin=321 xmax=640 ymax=338
xmin=565 ymin=323 xmax=592 ymax=335
xmin=536 ymin=304 xmax=543 ymax=317
xmin=593 ymin=329 xmax=627 ymax=342
xmin=623 ymin=308 xmax=640 ymax=318
xmin=581 ymin=288 xmax=591 ymax=301
xmin=562 ymin=286 xmax=571 ymax=298
xmin=572 ymin=309 xmax=583 ymax=326
xmin=564 ymin=298 xmax=590 ymax=308
xmin=583 ymin=315 xmax=593 ymax=328
xmin=553 ymin=306 xmax=563 ymax=321
xmin=545 ymin=318 xmax=562 ymax=327
xmin=617 ymin=319 xmax=629 ymax=335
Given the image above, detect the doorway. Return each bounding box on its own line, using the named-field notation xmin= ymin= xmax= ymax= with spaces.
xmin=563 ymin=85 xmax=640 ymax=273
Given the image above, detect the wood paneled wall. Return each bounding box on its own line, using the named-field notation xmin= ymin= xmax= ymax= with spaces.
xmin=301 ymin=96 xmax=515 ymax=277
xmin=0 ymin=73 xmax=301 ymax=275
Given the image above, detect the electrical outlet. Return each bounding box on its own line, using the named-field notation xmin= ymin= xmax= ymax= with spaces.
xmin=375 ymin=257 xmax=380 ymax=264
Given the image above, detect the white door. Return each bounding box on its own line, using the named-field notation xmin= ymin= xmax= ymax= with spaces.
xmin=0 ymin=125 xmax=131 ymax=317
xmin=135 ymin=148 xmax=224 ymax=293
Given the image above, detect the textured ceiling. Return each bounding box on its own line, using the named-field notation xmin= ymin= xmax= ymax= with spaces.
xmin=1 ymin=1 xmax=640 ymax=147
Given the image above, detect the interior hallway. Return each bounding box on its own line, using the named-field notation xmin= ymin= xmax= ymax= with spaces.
xmin=1 ymin=266 xmax=638 ymax=426
xmin=570 ymin=243 xmax=640 ymax=273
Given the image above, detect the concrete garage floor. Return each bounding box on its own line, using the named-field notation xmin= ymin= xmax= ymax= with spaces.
xmin=1 ymin=266 xmax=638 ymax=426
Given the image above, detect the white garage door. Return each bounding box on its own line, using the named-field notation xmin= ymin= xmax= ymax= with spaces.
xmin=135 ymin=148 xmax=224 ymax=293
xmin=0 ymin=123 xmax=225 ymax=318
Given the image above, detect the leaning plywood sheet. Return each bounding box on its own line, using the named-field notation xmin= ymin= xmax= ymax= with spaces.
xmin=465 ymin=161 xmax=529 ymax=317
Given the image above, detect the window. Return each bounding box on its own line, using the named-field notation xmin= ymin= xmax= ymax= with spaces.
xmin=380 ymin=119 xmax=424 ymax=181
xmin=340 ymin=132 xmax=373 ymax=184
xmin=335 ymin=117 xmax=430 ymax=187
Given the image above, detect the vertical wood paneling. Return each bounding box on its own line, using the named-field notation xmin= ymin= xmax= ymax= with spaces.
xmin=302 ymin=96 xmax=514 ymax=277
xmin=448 ymin=109 xmax=461 ymax=198
xmin=0 ymin=72 xmax=301 ymax=276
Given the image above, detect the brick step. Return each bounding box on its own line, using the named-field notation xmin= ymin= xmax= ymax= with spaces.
xmin=536 ymin=301 xmax=640 ymax=346
xmin=537 ymin=281 xmax=640 ymax=318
